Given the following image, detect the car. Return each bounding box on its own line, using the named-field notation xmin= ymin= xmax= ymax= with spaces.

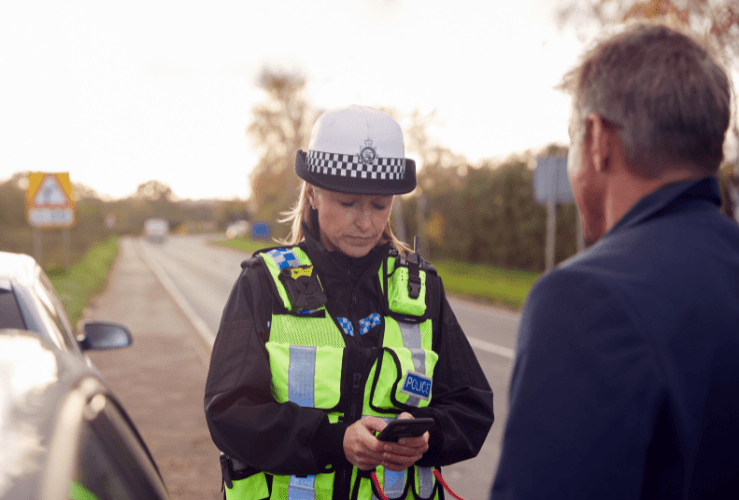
xmin=225 ymin=220 xmax=250 ymax=239
xmin=144 ymin=218 xmax=169 ymax=243
xmin=0 ymin=250 xmax=132 ymax=365
xmin=0 ymin=328 xmax=171 ymax=500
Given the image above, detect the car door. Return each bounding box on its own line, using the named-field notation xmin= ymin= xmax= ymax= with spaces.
xmin=70 ymin=393 xmax=171 ymax=500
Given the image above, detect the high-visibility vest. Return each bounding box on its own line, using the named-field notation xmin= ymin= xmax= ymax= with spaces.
xmin=224 ymin=246 xmax=442 ymax=500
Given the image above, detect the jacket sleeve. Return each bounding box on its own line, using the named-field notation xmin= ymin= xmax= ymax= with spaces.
xmin=203 ymin=257 xmax=347 ymax=476
xmin=490 ymin=269 xmax=662 ymax=499
xmin=411 ymin=276 xmax=495 ymax=467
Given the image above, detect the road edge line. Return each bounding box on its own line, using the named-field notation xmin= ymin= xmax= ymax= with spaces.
xmin=466 ymin=336 xmax=515 ymax=359
xmin=135 ymin=239 xmax=216 ymax=356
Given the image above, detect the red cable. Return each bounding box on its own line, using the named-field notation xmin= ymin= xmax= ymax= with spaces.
xmin=371 ymin=472 xmax=390 ymax=500
xmin=370 ymin=470 xmax=468 ymax=500
xmin=432 ymin=469 xmax=468 ymax=500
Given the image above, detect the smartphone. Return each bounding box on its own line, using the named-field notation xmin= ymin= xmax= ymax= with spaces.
xmin=376 ymin=418 xmax=434 ymax=442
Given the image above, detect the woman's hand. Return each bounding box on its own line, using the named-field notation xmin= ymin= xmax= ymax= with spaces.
xmin=343 ymin=416 xmax=387 ymax=470
xmin=379 ymin=412 xmax=430 ymax=472
xmin=343 ymin=413 xmax=430 ymax=472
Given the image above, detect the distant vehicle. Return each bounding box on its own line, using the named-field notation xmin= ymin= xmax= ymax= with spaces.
xmin=251 ymin=221 xmax=271 ymax=240
xmin=0 ymin=251 xmax=133 ymax=368
xmin=144 ymin=218 xmax=169 ymax=243
xmin=226 ymin=220 xmax=250 ymax=239
xmin=0 ymin=328 xmax=171 ymax=500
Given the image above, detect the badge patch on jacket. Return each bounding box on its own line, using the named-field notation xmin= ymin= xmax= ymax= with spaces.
xmin=278 ymin=265 xmax=327 ymax=311
xmin=400 ymin=370 xmax=432 ymax=400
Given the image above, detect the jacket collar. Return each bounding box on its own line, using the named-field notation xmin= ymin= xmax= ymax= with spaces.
xmin=607 ymin=176 xmax=721 ymax=237
xmin=300 ymin=223 xmax=390 ymax=283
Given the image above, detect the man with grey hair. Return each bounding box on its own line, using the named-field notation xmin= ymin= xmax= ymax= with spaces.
xmin=490 ymin=23 xmax=739 ymax=499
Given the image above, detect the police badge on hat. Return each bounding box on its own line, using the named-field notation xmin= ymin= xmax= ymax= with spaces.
xmin=359 ymin=139 xmax=377 ymax=165
xmin=294 ymin=105 xmax=417 ymax=195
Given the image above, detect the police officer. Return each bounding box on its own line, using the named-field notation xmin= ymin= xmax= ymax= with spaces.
xmin=205 ymin=105 xmax=494 ymax=500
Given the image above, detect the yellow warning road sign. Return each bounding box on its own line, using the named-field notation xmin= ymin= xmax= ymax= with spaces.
xmin=25 ymin=172 xmax=76 ymax=228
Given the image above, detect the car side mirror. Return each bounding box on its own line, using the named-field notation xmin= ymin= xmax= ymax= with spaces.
xmin=77 ymin=321 xmax=133 ymax=351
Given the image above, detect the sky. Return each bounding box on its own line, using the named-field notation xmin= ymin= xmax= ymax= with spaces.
xmin=0 ymin=0 xmax=587 ymax=201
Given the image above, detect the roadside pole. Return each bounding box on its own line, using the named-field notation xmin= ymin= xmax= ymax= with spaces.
xmin=416 ymin=194 xmax=428 ymax=258
xmin=535 ymin=156 xmax=576 ymax=272
xmin=33 ymin=228 xmax=42 ymax=264
xmin=62 ymin=228 xmax=71 ymax=269
xmin=392 ymin=196 xmax=407 ymax=244
xmin=546 ymin=190 xmax=556 ymax=272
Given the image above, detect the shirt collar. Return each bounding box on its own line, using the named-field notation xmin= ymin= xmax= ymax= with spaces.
xmin=607 ymin=176 xmax=721 ymax=236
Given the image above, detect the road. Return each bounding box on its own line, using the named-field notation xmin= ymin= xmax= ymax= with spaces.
xmin=139 ymin=234 xmax=519 ymax=500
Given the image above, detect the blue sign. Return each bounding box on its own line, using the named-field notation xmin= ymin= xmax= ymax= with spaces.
xmin=400 ymin=371 xmax=432 ymax=400
xmin=251 ymin=222 xmax=271 ymax=240
xmin=534 ymin=156 xmax=575 ymax=205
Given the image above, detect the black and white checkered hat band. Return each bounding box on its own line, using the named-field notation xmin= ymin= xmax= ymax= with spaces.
xmin=306 ymin=150 xmax=406 ymax=180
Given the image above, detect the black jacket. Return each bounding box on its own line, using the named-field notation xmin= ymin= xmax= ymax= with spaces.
xmin=204 ymin=228 xmax=494 ymax=476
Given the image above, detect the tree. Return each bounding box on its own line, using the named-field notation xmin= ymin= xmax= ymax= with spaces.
xmin=134 ymin=180 xmax=174 ymax=202
xmin=558 ymin=0 xmax=738 ymax=59
xmin=557 ymin=0 xmax=739 ymax=219
xmin=247 ymin=68 xmax=317 ymax=237
xmin=398 ymin=108 xmax=468 ymax=254
xmin=0 ymin=173 xmax=29 ymax=229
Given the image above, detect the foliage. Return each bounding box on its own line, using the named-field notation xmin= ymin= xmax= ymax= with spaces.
xmin=48 ymin=236 xmax=119 ymax=327
xmin=556 ymin=0 xmax=739 ymax=160
xmin=558 ymin=0 xmax=738 ymax=56
xmin=408 ymin=158 xmax=579 ymax=272
xmin=247 ymin=68 xmax=318 ymax=239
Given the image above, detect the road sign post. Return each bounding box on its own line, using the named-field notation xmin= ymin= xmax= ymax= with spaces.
xmin=33 ymin=229 xmax=43 ymax=266
xmin=25 ymin=173 xmax=77 ymax=267
xmin=535 ymin=156 xmax=575 ymax=272
xmin=546 ymin=190 xmax=557 ymax=272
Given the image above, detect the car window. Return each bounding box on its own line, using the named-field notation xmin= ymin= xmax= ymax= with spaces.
xmin=37 ymin=269 xmax=76 ymax=337
xmin=0 ymin=288 xmax=26 ymax=329
xmin=73 ymin=396 xmax=169 ymax=500
xmin=33 ymin=270 xmax=78 ymax=352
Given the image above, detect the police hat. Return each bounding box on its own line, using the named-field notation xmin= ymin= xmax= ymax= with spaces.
xmin=295 ymin=105 xmax=417 ymax=195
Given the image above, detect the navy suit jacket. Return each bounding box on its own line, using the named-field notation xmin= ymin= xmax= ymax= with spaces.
xmin=491 ymin=177 xmax=739 ymax=499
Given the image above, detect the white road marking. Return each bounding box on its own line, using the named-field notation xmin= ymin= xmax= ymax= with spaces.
xmin=137 ymin=239 xmax=216 ymax=348
xmin=466 ymin=336 xmax=515 ymax=359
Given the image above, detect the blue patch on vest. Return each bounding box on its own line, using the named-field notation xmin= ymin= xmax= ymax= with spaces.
xmin=400 ymin=370 xmax=432 ymax=400
xmin=337 ymin=317 xmax=354 ymax=336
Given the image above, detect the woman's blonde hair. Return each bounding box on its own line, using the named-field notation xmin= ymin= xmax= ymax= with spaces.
xmin=277 ymin=181 xmax=412 ymax=258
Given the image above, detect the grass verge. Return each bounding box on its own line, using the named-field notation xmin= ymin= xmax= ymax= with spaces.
xmin=212 ymin=236 xmax=274 ymax=254
xmin=47 ymin=236 xmax=120 ymax=327
xmin=212 ymin=237 xmax=539 ymax=310
xmin=431 ymin=260 xmax=539 ymax=310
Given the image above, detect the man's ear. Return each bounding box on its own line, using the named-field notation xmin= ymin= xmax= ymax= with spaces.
xmin=585 ymin=112 xmax=607 ymax=173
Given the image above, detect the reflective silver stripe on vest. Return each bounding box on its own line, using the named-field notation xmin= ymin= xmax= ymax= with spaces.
xmin=288 ymin=345 xmax=317 ymax=499
xmin=397 ymin=322 xmax=434 ymax=499
xmin=371 ymin=417 xmax=405 ymax=500
xmin=417 ymin=466 xmax=433 ymax=498
xmin=288 ymin=475 xmax=316 ymax=500
xmin=398 ymin=321 xmax=425 ymax=407
xmin=288 ymin=345 xmax=316 ymax=407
